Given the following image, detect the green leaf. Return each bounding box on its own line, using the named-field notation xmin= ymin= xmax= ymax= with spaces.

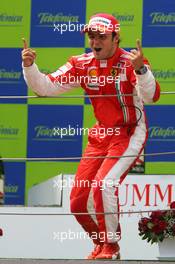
xmin=142 ymin=237 xmax=147 ymax=240
xmin=147 ymin=237 xmax=152 ymax=243
xmin=151 ymin=236 xmax=158 ymax=244
xmin=159 ymin=236 xmax=164 ymax=242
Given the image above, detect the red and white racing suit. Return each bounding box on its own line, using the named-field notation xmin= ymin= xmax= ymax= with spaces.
xmin=23 ymin=47 xmax=160 ymax=244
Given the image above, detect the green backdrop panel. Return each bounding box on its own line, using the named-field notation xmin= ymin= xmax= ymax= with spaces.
xmin=86 ymin=0 xmax=143 ymax=48
xmin=0 ymin=0 xmax=31 ymax=47
xmin=82 ymin=104 xmax=96 ymax=151
xmin=0 ymin=104 xmax=27 ymax=157
xmin=27 ymin=48 xmax=85 ymax=105
xmin=25 ymin=161 xmax=79 ymax=203
xmin=146 ymin=162 xmax=175 ymax=175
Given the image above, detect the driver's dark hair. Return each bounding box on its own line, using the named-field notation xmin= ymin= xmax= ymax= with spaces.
xmin=112 ymin=32 xmax=120 ymax=44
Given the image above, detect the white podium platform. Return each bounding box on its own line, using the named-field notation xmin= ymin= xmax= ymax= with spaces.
xmin=0 ymin=174 xmax=174 ymax=260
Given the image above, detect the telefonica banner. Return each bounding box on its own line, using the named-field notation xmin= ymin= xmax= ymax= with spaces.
xmin=0 ymin=69 xmax=21 ymax=81
xmin=0 ymin=49 xmax=27 ymax=104
xmin=37 ymin=13 xmax=79 ymax=24
xmin=149 ymin=127 xmax=175 ymax=139
xmin=112 ymin=12 xmax=134 ymax=25
xmin=150 ymin=12 xmax=175 ymax=25
xmin=4 ymin=162 xmax=25 ymax=205
xmin=30 ymin=0 xmax=86 ymax=47
xmin=146 ymin=105 xmax=175 ymax=162
xmin=27 ymin=105 xmax=83 ymax=158
xmin=152 ymin=69 xmax=175 ymax=84
xmin=142 ymin=0 xmax=175 ymax=46
xmin=0 ymin=13 xmax=23 ymax=25
xmin=0 ymin=125 xmax=19 ymax=138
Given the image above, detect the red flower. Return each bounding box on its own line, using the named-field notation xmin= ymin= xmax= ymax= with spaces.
xmin=151 ymin=221 xmax=166 ymax=234
xmin=158 ymin=221 xmax=167 ymax=231
xmin=150 ymin=210 xmax=163 ymax=219
xmin=152 ymin=224 xmax=161 ymax=234
xmin=138 ymin=207 xmax=175 ymax=244
xmin=138 ymin=218 xmax=150 ymax=232
xmin=0 ymin=229 xmax=3 ymax=236
xmin=141 ymin=217 xmax=150 ymax=225
xmin=170 ymin=201 xmax=175 ymax=209
xmin=152 ymin=218 xmax=159 ymax=225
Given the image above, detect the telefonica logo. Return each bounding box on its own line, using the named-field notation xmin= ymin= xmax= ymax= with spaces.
xmin=0 ymin=125 xmax=19 ymax=136
xmin=38 ymin=13 xmax=79 ymax=25
xmin=34 ymin=125 xmax=79 ymax=140
xmin=5 ymin=185 xmax=18 ymax=193
xmin=149 ymin=127 xmax=175 ymax=139
xmin=152 ymin=69 xmax=175 ymax=80
xmin=112 ymin=13 xmax=134 ymax=23
xmin=0 ymin=13 xmax=23 ymax=24
xmin=0 ymin=69 xmax=21 ymax=80
xmin=35 ymin=126 xmax=56 ymax=138
xmin=150 ymin=12 xmax=175 ymax=25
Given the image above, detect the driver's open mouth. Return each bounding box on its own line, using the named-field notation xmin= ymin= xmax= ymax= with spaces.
xmin=94 ymin=48 xmax=102 ymax=52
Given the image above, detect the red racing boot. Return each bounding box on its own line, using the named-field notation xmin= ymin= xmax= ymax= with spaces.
xmin=86 ymin=244 xmax=103 ymax=260
xmin=95 ymin=242 xmax=120 ymax=260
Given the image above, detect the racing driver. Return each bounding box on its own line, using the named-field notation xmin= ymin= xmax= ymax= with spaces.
xmin=22 ymin=13 xmax=160 ymax=260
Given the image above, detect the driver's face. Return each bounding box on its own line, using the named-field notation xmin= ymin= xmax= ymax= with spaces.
xmin=88 ymin=31 xmax=118 ymax=60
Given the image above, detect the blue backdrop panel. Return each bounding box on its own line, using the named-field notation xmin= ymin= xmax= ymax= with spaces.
xmin=142 ymin=0 xmax=175 ymax=47
xmin=27 ymin=105 xmax=83 ymax=159
xmin=30 ymin=0 xmax=86 ymax=47
xmin=145 ymin=105 xmax=175 ymax=161
xmin=4 ymin=162 xmax=26 ymax=205
xmin=0 ymin=48 xmax=27 ymax=104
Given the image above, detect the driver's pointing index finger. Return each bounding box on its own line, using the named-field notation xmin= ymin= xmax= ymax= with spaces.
xmin=136 ymin=39 xmax=143 ymax=55
xmin=22 ymin=38 xmax=28 ymax=50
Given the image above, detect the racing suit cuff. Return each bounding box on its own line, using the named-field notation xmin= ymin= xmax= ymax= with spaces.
xmin=22 ymin=62 xmax=38 ymax=72
xmin=135 ymin=67 xmax=155 ymax=85
xmin=22 ymin=62 xmax=43 ymax=83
